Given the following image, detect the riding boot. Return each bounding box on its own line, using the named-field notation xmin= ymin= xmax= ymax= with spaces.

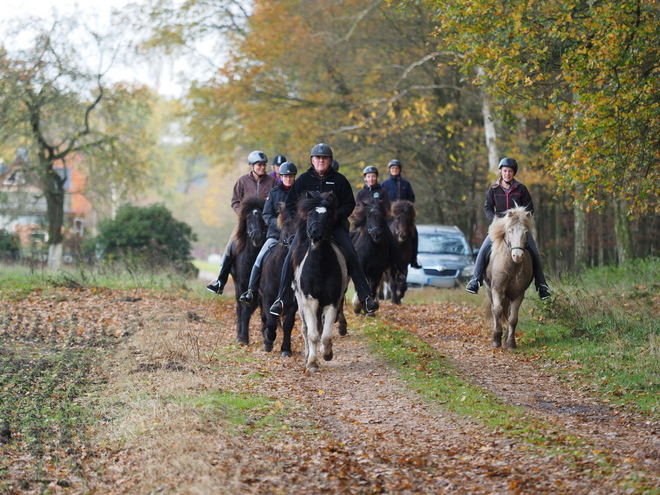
xmin=333 ymin=227 xmax=379 ymax=313
xmin=207 ymin=240 xmax=235 ymax=294
xmin=411 ymin=227 xmax=422 ymax=269
xmin=239 ymin=264 xmax=261 ymax=305
xmin=466 ymin=235 xmax=492 ymax=294
xmin=527 ymin=235 xmax=551 ymax=300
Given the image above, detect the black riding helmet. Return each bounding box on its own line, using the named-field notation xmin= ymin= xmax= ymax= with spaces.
xmin=310 ymin=143 xmax=333 ymax=166
xmin=279 ymin=161 xmax=297 ymax=176
xmin=272 ymin=154 xmax=287 ymax=166
xmin=388 ymin=159 xmax=402 ymax=169
xmin=363 ymin=165 xmax=379 ymax=176
xmin=498 ymin=157 xmax=518 ymax=175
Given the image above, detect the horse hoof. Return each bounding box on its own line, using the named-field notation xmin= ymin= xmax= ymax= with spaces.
xmin=338 ymin=327 xmax=347 ymax=336
xmin=366 ymin=312 xmax=376 ymax=318
xmin=323 ymin=351 xmax=333 ymax=361
xmin=281 ymin=350 xmax=292 ymax=358
xmin=263 ymin=343 xmax=273 ymax=352
xmin=236 ymin=338 xmax=249 ymax=346
xmin=306 ymin=365 xmax=320 ymax=373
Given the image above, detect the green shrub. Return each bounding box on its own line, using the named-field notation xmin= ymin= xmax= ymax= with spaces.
xmin=94 ymin=203 xmax=198 ymax=276
xmin=0 ymin=229 xmax=20 ymax=261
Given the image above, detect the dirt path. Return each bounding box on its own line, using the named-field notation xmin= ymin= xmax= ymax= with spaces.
xmin=76 ymin=293 xmax=660 ymax=494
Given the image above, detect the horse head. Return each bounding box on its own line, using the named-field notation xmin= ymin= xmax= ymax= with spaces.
xmin=498 ymin=207 xmax=532 ymax=263
xmin=299 ymin=191 xmax=338 ymax=248
xmin=277 ymin=202 xmax=296 ymax=248
xmin=391 ymin=200 xmax=416 ymax=243
xmin=236 ymin=196 xmax=267 ymax=252
xmin=352 ymin=199 xmax=388 ymax=243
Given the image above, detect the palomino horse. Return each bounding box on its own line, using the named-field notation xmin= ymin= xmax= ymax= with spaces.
xmin=231 ymin=196 xmax=267 ymax=346
xmin=292 ymin=191 xmax=349 ymax=372
xmin=386 ymin=200 xmax=416 ymax=304
xmin=350 ymin=198 xmax=393 ymax=314
xmin=259 ymin=204 xmax=297 ymax=357
xmin=484 ymin=206 xmax=534 ymax=349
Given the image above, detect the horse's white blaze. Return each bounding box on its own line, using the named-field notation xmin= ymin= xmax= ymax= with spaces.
xmin=315 ymin=206 xmax=327 ymax=214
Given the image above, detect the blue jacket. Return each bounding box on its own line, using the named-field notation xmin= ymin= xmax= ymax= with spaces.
xmin=381 ymin=175 xmax=415 ymax=203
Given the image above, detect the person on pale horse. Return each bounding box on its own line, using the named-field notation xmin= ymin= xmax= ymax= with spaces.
xmin=465 ymin=157 xmax=551 ymax=300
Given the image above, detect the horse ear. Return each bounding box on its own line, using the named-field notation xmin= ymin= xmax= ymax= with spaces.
xmin=525 ymin=211 xmax=532 ymax=218
xmin=507 ymin=210 xmax=515 ymax=217
xmin=305 ymin=191 xmax=313 ymax=199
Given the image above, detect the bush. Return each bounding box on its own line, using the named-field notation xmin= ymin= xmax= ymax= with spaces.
xmin=0 ymin=229 xmax=20 ymax=261
xmin=94 ymin=204 xmax=198 ymax=276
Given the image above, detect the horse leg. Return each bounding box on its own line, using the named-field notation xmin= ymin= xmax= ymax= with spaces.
xmin=336 ymin=297 xmax=348 ymax=336
xmin=280 ymin=306 xmax=295 ymax=357
xmin=262 ymin=312 xmax=277 ymax=352
xmin=490 ymin=293 xmax=504 ymax=348
xmin=351 ymin=292 xmax=362 ymax=314
xmin=320 ymin=308 xmax=336 ymax=361
xmin=505 ymin=298 xmax=524 ymax=350
xmin=301 ymin=301 xmax=320 ymax=372
xmin=236 ymin=304 xmax=249 ymax=346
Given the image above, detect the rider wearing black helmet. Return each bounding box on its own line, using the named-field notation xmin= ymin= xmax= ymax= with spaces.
xmin=270 ymin=154 xmax=287 ymax=180
xmin=208 ymin=150 xmax=278 ymax=294
xmin=269 ymin=143 xmax=379 ymax=316
xmin=465 ymin=157 xmax=551 ymax=300
xmin=238 ymin=161 xmax=297 ymax=305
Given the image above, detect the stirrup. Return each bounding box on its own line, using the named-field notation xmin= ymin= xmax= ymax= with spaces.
xmin=364 ymin=296 xmax=379 ymax=314
xmin=206 ymin=279 xmax=223 ymax=294
xmin=239 ymin=290 xmax=254 ymax=305
xmin=538 ymin=284 xmax=551 ymax=300
xmin=269 ymin=299 xmax=284 ymax=316
xmin=466 ymin=280 xmax=480 ymax=294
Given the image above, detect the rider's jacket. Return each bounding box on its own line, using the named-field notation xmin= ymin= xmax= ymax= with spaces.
xmin=285 ymin=166 xmax=356 ymax=231
xmin=381 ymin=175 xmax=416 ymax=203
xmin=231 ymin=172 xmax=277 ymax=214
xmin=355 ymin=182 xmax=391 ymax=212
xmin=484 ymin=178 xmax=534 ymax=223
xmin=263 ymin=182 xmax=291 ymax=240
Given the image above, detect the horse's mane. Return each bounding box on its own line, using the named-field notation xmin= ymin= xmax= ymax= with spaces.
xmin=234 ymin=195 xmax=265 ymax=253
xmin=391 ymin=200 xmax=416 ymax=220
xmin=489 ymin=206 xmax=532 ymax=245
xmin=351 ymin=198 xmax=389 ymax=230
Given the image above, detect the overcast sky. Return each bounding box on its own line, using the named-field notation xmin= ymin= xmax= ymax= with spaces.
xmin=1 ymin=0 xmax=189 ymax=97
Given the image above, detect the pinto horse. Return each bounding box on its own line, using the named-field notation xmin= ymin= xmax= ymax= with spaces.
xmin=231 ymin=196 xmax=267 ymax=346
xmin=484 ymin=206 xmax=534 ymax=349
xmin=350 ymin=198 xmax=393 ymax=314
xmin=259 ymin=204 xmax=297 ymax=357
xmin=292 ymin=191 xmax=349 ymax=372
xmin=386 ymin=200 xmax=416 ymax=304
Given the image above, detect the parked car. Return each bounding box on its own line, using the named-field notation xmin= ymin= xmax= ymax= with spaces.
xmin=406 ymin=224 xmax=476 ymax=288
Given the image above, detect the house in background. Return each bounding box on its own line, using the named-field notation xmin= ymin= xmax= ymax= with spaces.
xmin=0 ymin=149 xmax=94 ymax=259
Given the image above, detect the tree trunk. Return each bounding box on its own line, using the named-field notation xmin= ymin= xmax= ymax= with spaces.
xmin=41 ymin=163 xmax=66 ymax=270
xmin=573 ymin=187 xmax=588 ymax=270
xmin=477 ymin=67 xmax=499 ymax=175
xmin=613 ymin=198 xmax=634 ymax=264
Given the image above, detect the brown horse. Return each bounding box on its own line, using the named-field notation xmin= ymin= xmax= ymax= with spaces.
xmin=484 ymin=206 xmax=534 ymax=349
xmin=386 ymin=200 xmax=416 ymax=304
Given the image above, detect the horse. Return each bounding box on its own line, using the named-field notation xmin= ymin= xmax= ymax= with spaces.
xmin=259 ymin=204 xmax=297 ymax=357
xmin=386 ymin=200 xmax=416 ymax=304
xmin=350 ymin=198 xmax=392 ymax=314
xmin=484 ymin=206 xmax=534 ymax=350
xmin=231 ymin=195 xmax=267 ymax=346
xmin=291 ymin=191 xmax=349 ymax=372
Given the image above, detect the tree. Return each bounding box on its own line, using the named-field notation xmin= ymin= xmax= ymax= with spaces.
xmin=0 ymin=14 xmax=154 ymax=268
xmin=95 ymin=203 xmax=198 ymax=274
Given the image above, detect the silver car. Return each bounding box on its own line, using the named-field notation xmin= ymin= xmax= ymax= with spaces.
xmin=406 ymin=225 xmax=476 ymax=288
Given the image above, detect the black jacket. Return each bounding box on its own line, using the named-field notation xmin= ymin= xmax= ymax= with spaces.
xmin=263 ymin=182 xmax=292 ymax=239
xmin=355 ymin=182 xmax=391 ymax=213
xmin=285 ymin=166 xmax=355 ymax=230
xmin=484 ymin=179 xmax=534 ymax=223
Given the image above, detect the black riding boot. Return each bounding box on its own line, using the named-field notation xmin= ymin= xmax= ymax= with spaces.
xmin=239 ymin=264 xmax=261 ymax=305
xmin=269 ymin=234 xmax=299 ymax=316
xmin=207 ymin=239 xmax=236 ymax=294
xmin=466 ymin=236 xmax=492 ymax=294
xmin=527 ymin=235 xmax=551 ymax=300
xmin=411 ymin=227 xmax=422 ymax=269
xmin=332 ymin=227 xmax=378 ymax=313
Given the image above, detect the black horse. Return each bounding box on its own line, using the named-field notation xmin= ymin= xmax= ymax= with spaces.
xmin=292 ymin=191 xmax=349 ymax=372
xmin=350 ymin=198 xmax=393 ymax=314
xmin=386 ymin=200 xmax=417 ymax=304
xmin=259 ymin=204 xmax=297 ymax=357
xmin=231 ymin=196 xmax=267 ymax=345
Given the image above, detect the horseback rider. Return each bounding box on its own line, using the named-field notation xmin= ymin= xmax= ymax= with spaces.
xmin=270 ymin=154 xmax=287 ymax=181
xmin=238 ymin=161 xmax=297 ymax=305
xmin=380 ymin=159 xmax=421 ymax=269
xmin=465 ymin=157 xmax=551 ymax=300
xmin=356 ymin=166 xmax=407 ymax=283
xmin=269 ymin=143 xmax=380 ymax=316
xmin=207 ymin=150 xmax=278 ymax=294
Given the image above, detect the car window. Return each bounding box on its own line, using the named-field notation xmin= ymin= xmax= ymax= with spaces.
xmin=418 ymin=233 xmax=470 ymax=255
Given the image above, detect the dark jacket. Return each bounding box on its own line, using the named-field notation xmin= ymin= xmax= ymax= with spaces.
xmin=381 ymin=175 xmax=416 ymax=203
xmin=355 ymin=182 xmax=391 ymax=213
xmin=484 ymin=179 xmax=534 ymax=223
xmin=285 ymin=166 xmax=355 ymax=230
xmin=263 ymin=182 xmax=292 ymax=239
xmin=231 ymin=172 xmax=278 ymax=213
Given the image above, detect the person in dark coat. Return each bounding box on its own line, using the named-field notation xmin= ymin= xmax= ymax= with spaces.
xmin=269 ymin=143 xmax=379 ymax=316
xmin=465 ymin=157 xmax=551 ymax=300
xmin=238 ymin=162 xmax=297 ymax=305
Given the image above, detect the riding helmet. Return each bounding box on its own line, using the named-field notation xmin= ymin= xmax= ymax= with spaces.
xmin=272 ymin=154 xmax=287 ymax=166
xmin=331 ymin=159 xmax=339 ymax=171
xmin=498 ymin=157 xmax=518 ymax=175
xmin=388 ymin=159 xmax=402 ymax=169
xmin=248 ymin=150 xmax=268 ymax=165
xmin=279 ymin=161 xmax=297 ymax=176
xmin=363 ymin=165 xmax=379 ymax=176
xmin=310 ymin=143 xmax=333 ymax=158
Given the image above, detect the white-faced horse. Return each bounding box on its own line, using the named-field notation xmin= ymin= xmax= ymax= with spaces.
xmin=484 ymin=206 xmax=534 ymax=349
xmin=292 ymin=191 xmax=349 ymax=372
